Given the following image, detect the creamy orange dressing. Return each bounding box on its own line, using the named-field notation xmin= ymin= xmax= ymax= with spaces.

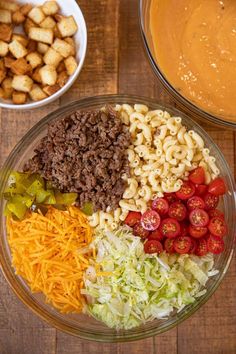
xmin=150 ymin=0 xmax=236 ymax=121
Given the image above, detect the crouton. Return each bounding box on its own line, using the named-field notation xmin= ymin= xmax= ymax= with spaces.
xmin=32 ymin=66 xmax=42 ymax=83
xmin=20 ymin=4 xmax=33 ymax=16
xmin=29 ymin=83 xmax=47 ymax=101
xmin=64 ymin=56 xmax=77 ymax=75
xmin=0 ymin=24 xmax=13 ymax=42
xmin=57 ymin=70 xmax=68 ymax=88
xmin=0 ymin=40 xmax=8 ymax=56
xmin=40 ymin=16 xmax=56 ymax=29
xmin=43 ymin=47 xmax=62 ymax=67
xmin=57 ymin=16 xmax=78 ymax=37
xmin=57 ymin=60 xmax=65 ymax=73
xmin=2 ymin=77 xmax=13 ymax=98
xmin=0 ymin=9 xmax=12 ymax=24
xmin=12 ymin=91 xmax=27 ymax=104
xmin=28 ymin=7 xmax=46 ymax=25
xmin=52 ymin=38 xmax=72 ymax=58
xmin=64 ymin=37 xmax=75 ymax=56
xmin=0 ymin=68 xmax=6 ymax=83
xmin=4 ymin=55 xmax=14 ymax=68
xmin=23 ymin=18 xmax=35 ymax=35
xmin=39 ymin=64 xmax=57 ymax=85
xmin=12 ymin=75 xmax=33 ymax=92
xmin=37 ymin=42 xmax=49 ymax=54
xmin=43 ymin=83 xmax=60 ymax=96
xmin=0 ymin=58 xmax=4 ymax=70
xmin=12 ymin=33 xmax=28 ymax=47
xmin=27 ymin=39 xmax=37 ymax=53
xmin=10 ymin=58 xmax=32 ymax=75
xmin=29 ymin=27 xmax=54 ymax=44
xmin=0 ymin=1 xmax=20 ymax=12
xmin=12 ymin=10 xmax=25 ymax=24
xmin=0 ymin=87 xmax=4 ymax=98
xmin=53 ymin=24 xmax=62 ymax=39
xmin=9 ymin=40 xmax=28 ymax=58
xmin=42 ymin=1 xmax=60 ymax=16
xmin=26 ymin=51 xmax=42 ymax=69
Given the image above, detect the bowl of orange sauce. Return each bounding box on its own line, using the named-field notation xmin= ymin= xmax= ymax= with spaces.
xmin=140 ymin=0 xmax=236 ymax=128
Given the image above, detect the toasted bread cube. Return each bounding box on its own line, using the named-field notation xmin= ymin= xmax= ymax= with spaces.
xmin=12 ymin=33 xmax=28 ymax=47
xmin=37 ymin=42 xmax=49 ymax=55
xmin=42 ymin=1 xmax=59 ymax=16
xmin=12 ymin=91 xmax=27 ymax=104
xmin=20 ymin=3 xmax=33 ymax=16
xmin=10 ymin=58 xmax=32 ymax=75
xmin=64 ymin=56 xmax=77 ymax=75
xmin=40 ymin=16 xmax=56 ymax=29
xmin=43 ymin=83 xmax=60 ymax=96
xmin=26 ymin=51 xmax=42 ymax=69
xmin=44 ymin=47 xmax=62 ymax=67
xmin=0 ymin=9 xmax=11 ymax=24
xmin=58 ymin=16 xmax=78 ymax=37
xmin=23 ymin=18 xmax=35 ymax=35
xmin=9 ymin=40 xmax=28 ymax=59
xmin=29 ymin=83 xmax=47 ymax=101
xmin=0 ymin=1 xmax=19 ymax=12
xmin=32 ymin=66 xmax=42 ymax=83
xmin=57 ymin=60 xmax=65 ymax=73
xmin=0 ymin=87 xmax=4 ymax=98
xmin=52 ymin=38 xmax=72 ymax=58
xmin=39 ymin=64 xmax=57 ymax=85
xmin=0 ymin=68 xmax=6 ymax=83
xmin=29 ymin=27 xmax=53 ymax=44
xmin=2 ymin=77 xmax=13 ymax=98
xmin=27 ymin=39 xmax=37 ymax=53
xmin=0 ymin=58 xmax=4 ymax=69
xmin=12 ymin=10 xmax=25 ymax=24
xmin=28 ymin=7 xmax=46 ymax=25
xmin=12 ymin=75 xmax=33 ymax=92
xmin=0 ymin=24 xmax=13 ymax=42
xmin=57 ymin=70 xmax=68 ymax=88
xmin=53 ymin=24 xmax=62 ymax=39
xmin=64 ymin=37 xmax=75 ymax=56
xmin=4 ymin=55 xmax=14 ymax=68
xmin=0 ymin=40 xmax=8 ymax=56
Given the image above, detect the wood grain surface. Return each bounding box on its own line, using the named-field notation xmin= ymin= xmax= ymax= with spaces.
xmin=0 ymin=1 xmax=235 ymax=353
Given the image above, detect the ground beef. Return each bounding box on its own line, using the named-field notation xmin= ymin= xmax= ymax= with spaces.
xmin=24 ymin=107 xmax=131 ymax=211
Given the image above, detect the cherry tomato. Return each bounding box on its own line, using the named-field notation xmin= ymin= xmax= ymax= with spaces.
xmin=168 ymin=201 xmax=187 ymax=221
xmin=164 ymin=238 xmax=175 ymax=254
xmin=133 ymin=222 xmax=150 ymax=239
xmin=207 ymin=234 xmax=225 ymax=254
xmin=144 ymin=240 xmax=163 ymax=254
xmin=195 ymin=184 xmax=208 ymax=196
xmin=160 ymin=218 xmax=180 ymax=238
xmin=189 ymin=225 xmax=208 ymax=238
xmin=187 ymin=196 xmax=205 ymax=211
xmin=208 ymin=177 xmax=226 ymax=196
xmin=141 ymin=210 xmax=161 ymax=231
xmin=152 ymin=197 xmax=169 ymax=216
xmin=124 ymin=211 xmax=142 ymax=227
xmin=176 ymin=182 xmax=196 ymax=200
xmin=208 ymin=217 xmax=227 ymax=237
xmin=164 ymin=192 xmax=177 ymax=204
xmin=189 ymin=238 xmax=197 ymax=254
xmin=208 ymin=209 xmax=225 ymax=220
xmin=195 ymin=238 xmax=208 ymax=256
xmin=189 ymin=209 xmax=209 ymax=227
xmin=204 ymin=193 xmax=219 ymax=210
xmin=148 ymin=229 xmax=164 ymax=241
xmin=179 ymin=222 xmax=189 ymax=237
xmin=174 ymin=236 xmax=192 ymax=254
xmin=189 ymin=166 xmax=205 ymax=184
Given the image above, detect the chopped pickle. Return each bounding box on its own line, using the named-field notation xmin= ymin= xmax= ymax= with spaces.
xmin=81 ymin=202 xmax=93 ymax=216
xmin=26 ymin=180 xmax=44 ymax=196
xmin=55 ymin=191 xmax=78 ymax=205
xmin=44 ymin=190 xmax=56 ymax=205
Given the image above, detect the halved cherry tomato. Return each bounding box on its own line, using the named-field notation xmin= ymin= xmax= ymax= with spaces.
xmin=164 ymin=192 xmax=177 ymax=204
xmin=189 ymin=238 xmax=197 ymax=254
xmin=208 ymin=217 xmax=227 ymax=237
xmin=176 ymin=182 xmax=195 ymax=200
xmin=189 ymin=209 xmax=209 ymax=227
xmin=189 ymin=225 xmax=208 ymax=238
xmin=164 ymin=238 xmax=175 ymax=254
xmin=187 ymin=196 xmax=205 ymax=211
xmin=204 ymin=193 xmax=219 ymax=210
xmin=207 ymin=234 xmax=225 ymax=254
xmin=124 ymin=211 xmax=142 ymax=227
xmin=208 ymin=209 xmax=225 ymax=220
xmin=174 ymin=236 xmax=192 ymax=254
xmin=160 ymin=218 xmax=180 ymax=238
xmin=189 ymin=166 xmax=205 ymax=184
xmin=208 ymin=177 xmax=226 ymax=196
xmin=144 ymin=240 xmax=163 ymax=254
xmin=195 ymin=184 xmax=208 ymax=196
xmin=141 ymin=210 xmax=161 ymax=231
xmin=148 ymin=229 xmax=164 ymax=241
xmin=152 ymin=197 xmax=169 ymax=216
xmin=179 ymin=222 xmax=189 ymax=237
xmin=133 ymin=222 xmax=150 ymax=239
xmin=195 ymin=238 xmax=208 ymax=256
xmin=168 ymin=201 xmax=187 ymax=221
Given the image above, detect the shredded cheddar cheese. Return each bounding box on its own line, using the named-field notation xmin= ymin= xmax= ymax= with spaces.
xmin=7 ymin=206 xmax=94 ymax=314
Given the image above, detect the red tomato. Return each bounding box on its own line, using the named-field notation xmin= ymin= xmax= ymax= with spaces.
xmin=164 ymin=238 xmax=175 ymax=254
xmin=141 ymin=210 xmax=161 ymax=231
xmin=148 ymin=229 xmax=164 ymax=241
xmin=189 ymin=209 xmax=209 ymax=227
xmin=168 ymin=201 xmax=187 ymax=221
xmin=180 ymin=222 xmax=189 ymax=237
xmin=195 ymin=238 xmax=208 ymax=256
xmin=208 ymin=177 xmax=226 ymax=196
xmin=144 ymin=240 xmax=163 ymax=254
xmin=176 ymin=182 xmax=196 ymax=200
xmin=208 ymin=217 xmax=227 ymax=237
xmin=133 ymin=222 xmax=150 ymax=239
xmin=189 ymin=238 xmax=197 ymax=254
xmin=189 ymin=225 xmax=208 ymax=238
xmin=208 ymin=209 xmax=225 ymax=220
xmin=164 ymin=192 xmax=177 ymax=204
xmin=207 ymin=234 xmax=225 ymax=254
xmin=174 ymin=236 xmax=192 ymax=254
xmin=204 ymin=193 xmax=219 ymax=210
xmin=152 ymin=197 xmax=169 ymax=216
xmin=195 ymin=184 xmax=208 ymax=196
xmin=160 ymin=218 xmax=180 ymax=238
xmin=124 ymin=211 xmax=142 ymax=227
xmin=187 ymin=196 xmax=205 ymax=211
xmin=189 ymin=167 xmax=205 ymax=184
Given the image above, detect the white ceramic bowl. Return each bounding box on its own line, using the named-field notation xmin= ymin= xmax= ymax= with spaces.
xmin=0 ymin=0 xmax=87 ymax=110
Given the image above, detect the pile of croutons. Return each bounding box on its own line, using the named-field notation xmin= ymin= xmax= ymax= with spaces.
xmin=0 ymin=0 xmax=78 ymax=104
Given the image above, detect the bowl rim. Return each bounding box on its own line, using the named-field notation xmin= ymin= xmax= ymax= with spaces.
xmin=0 ymin=0 xmax=87 ymax=110
xmin=139 ymin=0 xmax=236 ymax=129
xmin=0 ymin=94 xmax=235 ymax=342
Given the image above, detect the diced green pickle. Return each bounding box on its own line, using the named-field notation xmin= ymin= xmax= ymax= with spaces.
xmin=55 ymin=191 xmax=78 ymax=205
xmin=81 ymin=202 xmax=93 ymax=216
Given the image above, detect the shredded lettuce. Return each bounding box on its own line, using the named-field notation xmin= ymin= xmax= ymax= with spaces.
xmin=83 ymin=227 xmax=217 ymax=329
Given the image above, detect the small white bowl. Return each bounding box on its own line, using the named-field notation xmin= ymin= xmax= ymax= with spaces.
xmin=0 ymin=0 xmax=87 ymax=110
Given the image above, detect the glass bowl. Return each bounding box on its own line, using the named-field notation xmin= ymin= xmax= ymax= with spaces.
xmin=0 ymin=94 xmax=235 ymax=342
xmin=139 ymin=0 xmax=236 ymax=129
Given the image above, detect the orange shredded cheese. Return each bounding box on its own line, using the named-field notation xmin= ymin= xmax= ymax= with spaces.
xmin=7 ymin=206 xmax=94 ymax=314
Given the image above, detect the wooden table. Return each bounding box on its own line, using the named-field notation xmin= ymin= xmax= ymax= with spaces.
xmin=0 ymin=1 xmax=235 ymax=353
